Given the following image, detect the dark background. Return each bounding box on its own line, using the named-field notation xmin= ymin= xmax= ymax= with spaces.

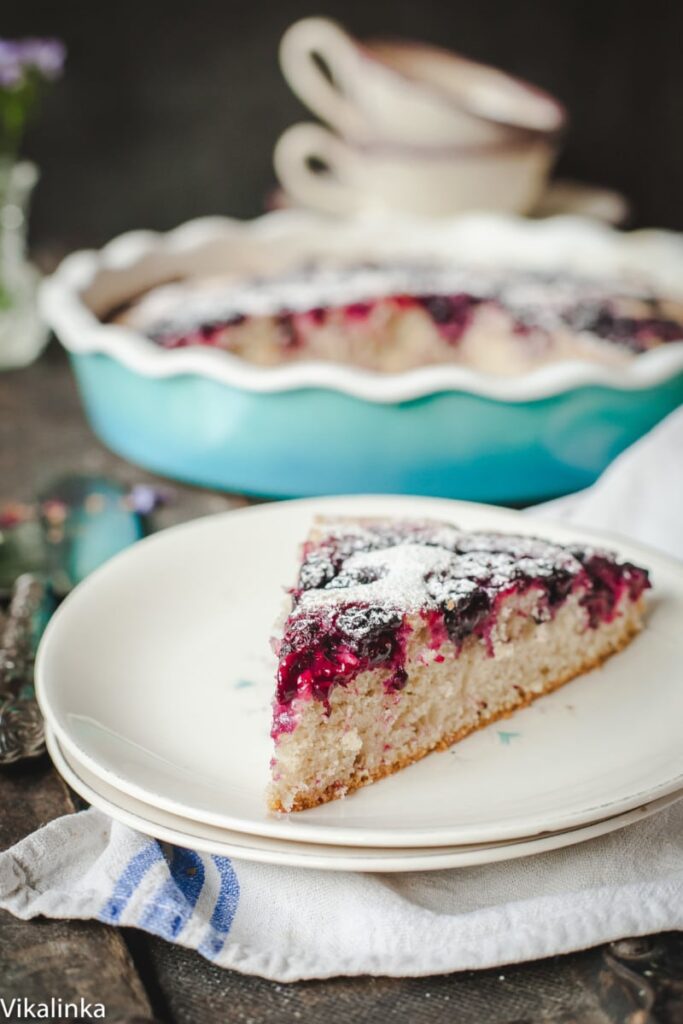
xmin=5 ymin=0 xmax=683 ymax=252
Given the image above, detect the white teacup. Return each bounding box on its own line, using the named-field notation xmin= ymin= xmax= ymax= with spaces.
xmin=273 ymin=122 xmax=557 ymax=218
xmin=279 ymin=17 xmax=566 ymax=148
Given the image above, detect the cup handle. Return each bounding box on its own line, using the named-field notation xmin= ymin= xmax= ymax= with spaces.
xmin=279 ymin=18 xmax=367 ymax=138
xmin=273 ymin=123 xmax=361 ymax=216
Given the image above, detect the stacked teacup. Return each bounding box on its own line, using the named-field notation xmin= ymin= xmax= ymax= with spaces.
xmin=275 ymin=18 xmax=566 ymax=218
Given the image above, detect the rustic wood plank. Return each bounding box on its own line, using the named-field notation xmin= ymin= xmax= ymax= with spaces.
xmin=142 ymin=931 xmax=683 ymax=1024
xmin=142 ymin=934 xmax=614 ymax=1024
xmin=0 ymin=757 xmax=157 ymax=1022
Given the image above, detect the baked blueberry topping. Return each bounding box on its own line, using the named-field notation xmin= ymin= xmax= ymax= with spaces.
xmin=327 ymin=565 xmax=387 ymax=590
xmin=563 ymin=303 xmax=683 ymax=352
xmin=272 ymin=520 xmax=650 ymax=738
xmin=344 ymin=302 xmax=372 ymax=320
xmin=276 ymin=312 xmax=299 ymax=349
xmin=418 ymin=293 xmax=481 ymax=342
xmin=275 ymin=603 xmax=407 ymax=716
xmin=114 ymin=263 xmax=683 ymax=358
xmin=570 ymin=550 xmax=650 ymax=627
xmin=441 ymin=587 xmax=492 ymax=647
xmin=544 ymin=568 xmax=575 ymax=607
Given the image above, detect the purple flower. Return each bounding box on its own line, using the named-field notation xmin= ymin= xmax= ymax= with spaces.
xmin=126 ymin=484 xmax=173 ymax=516
xmin=0 ymin=37 xmax=65 ymax=88
xmin=0 ymin=42 xmax=23 ymax=87
xmin=19 ymin=39 xmax=66 ymax=80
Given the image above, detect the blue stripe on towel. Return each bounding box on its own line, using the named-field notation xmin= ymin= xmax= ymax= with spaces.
xmin=139 ymin=846 xmax=206 ymax=940
xmin=99 ymin=840 xmax=164 ymax=923
xmin=198 ymin=856 xmax=240 ymax=958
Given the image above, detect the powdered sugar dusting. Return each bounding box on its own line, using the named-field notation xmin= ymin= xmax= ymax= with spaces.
xmin=295 ymin=518 xmax=585 ymax=616
xmin=118 ymin=262 xmax=666 ymax=338
xmin=300 ymin=544 xmax=453 ymax=612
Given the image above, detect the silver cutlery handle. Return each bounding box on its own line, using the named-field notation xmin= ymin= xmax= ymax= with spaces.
xmin=0 ymin=574 xmax=48 ymax=764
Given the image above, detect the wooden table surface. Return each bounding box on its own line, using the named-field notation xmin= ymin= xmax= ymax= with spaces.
xmin=1 ymin=344 xmax=682 ymax=1024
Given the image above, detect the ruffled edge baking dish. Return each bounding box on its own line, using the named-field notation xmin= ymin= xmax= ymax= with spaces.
xmin=40 ymin=210 xmax=683 ymax=405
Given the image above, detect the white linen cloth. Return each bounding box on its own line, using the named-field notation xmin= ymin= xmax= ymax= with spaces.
xmin=1 ymin=409 xmax=682 ymax=982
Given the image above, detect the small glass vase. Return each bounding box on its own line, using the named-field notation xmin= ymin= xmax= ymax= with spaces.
xmin=0 ymin=160 xmax=48 ymax=370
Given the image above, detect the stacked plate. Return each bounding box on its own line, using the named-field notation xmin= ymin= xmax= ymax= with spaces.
xmin=37 ymin=496 xmax=683 ymax=872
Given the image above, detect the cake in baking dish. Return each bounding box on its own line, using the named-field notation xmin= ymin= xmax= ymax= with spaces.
xmin=268 ymin=517 xmax=650 ymax=812
xmin=110 ymin=262 xmax=683 ymax=375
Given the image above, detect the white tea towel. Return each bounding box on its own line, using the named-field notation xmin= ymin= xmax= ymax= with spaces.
xmin=1 ymin=804 xmax=681 ymax=982
xmin=533 ymin=405 xmax=683 ymax=559
xmin=1 ymin=409 xmax=682 ymax=983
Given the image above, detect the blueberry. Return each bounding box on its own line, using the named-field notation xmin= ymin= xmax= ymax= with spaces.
xmin=422 ymin=295 xmax=455 ymax=324
xmin=544 ymin=569 xmax=574 ymax=607
xmin=443 ymin=588 xmax=491 ymax=646
xmin=335 ymin=605 xmax=402 ymax=666
xmin=299 ymin=556 xmax=337 ymax=591
xmin=326 ymin=565 xmax=384 ymax=589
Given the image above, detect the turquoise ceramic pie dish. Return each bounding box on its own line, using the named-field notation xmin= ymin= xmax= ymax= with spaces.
xmin=41 ymin=212 xmax=683 ymax=502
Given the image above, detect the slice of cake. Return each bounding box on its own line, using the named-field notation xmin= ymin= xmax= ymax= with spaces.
xmin=110 ymin=262 xmax=683 ymax=375
xmin=268 ymin=517 xmax=650 ymax=812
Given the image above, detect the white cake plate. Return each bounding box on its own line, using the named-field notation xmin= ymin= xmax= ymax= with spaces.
xmin=36 ymin=495 xmax=683 ymax=849
xmin=47 ymin=728 xmax=683 ymax=873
